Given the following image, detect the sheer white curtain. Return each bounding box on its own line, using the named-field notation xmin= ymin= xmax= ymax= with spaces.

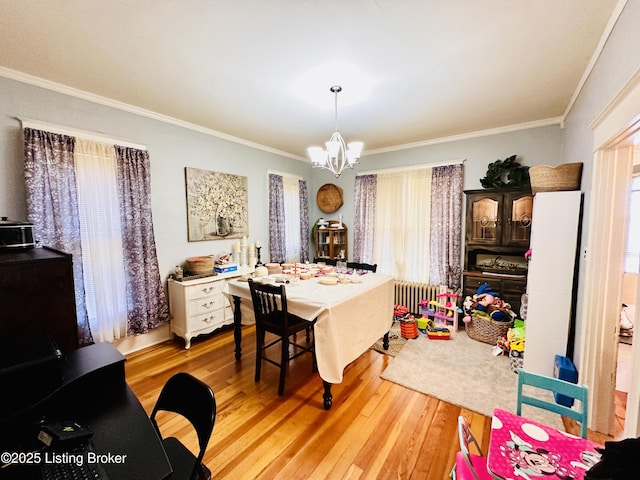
xmin=373 ymin=168 xmax=432 ymax=281
xmin=282 ymin=174 xmax=301 ymax=263
xmin=74 ymin=139 xmax=128 ymax=342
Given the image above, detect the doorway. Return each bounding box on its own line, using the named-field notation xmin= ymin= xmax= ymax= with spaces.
xmin=581 ymin=72 xmax=640 ymax=436
xmin=615 ymin=163 xmax=640 ymax=435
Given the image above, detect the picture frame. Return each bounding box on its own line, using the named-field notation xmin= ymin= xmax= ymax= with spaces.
xmin=185 ymin=167 xmax=248 ymax=241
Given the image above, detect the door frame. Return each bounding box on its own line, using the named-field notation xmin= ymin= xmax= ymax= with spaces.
xmin=584 ymin=69 xmax=640 ymax=435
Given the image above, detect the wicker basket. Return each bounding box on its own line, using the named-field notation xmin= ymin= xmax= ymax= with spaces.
xmin=466 ymin=314 xmax=514 ymax=344
xmin=529 ymin=162 xmax=583 ymax=194
xmin=185 ymin=256 xmax=214 ymax=275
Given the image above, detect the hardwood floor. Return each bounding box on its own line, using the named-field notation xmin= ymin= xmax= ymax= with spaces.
xmin=125 ymin=325 xmax=613 ymax=480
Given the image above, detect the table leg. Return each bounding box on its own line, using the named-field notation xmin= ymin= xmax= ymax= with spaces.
xmin=232 ymin=295 xmax=242 ymax=361
xmin=383 ymin=331 xmax=389 ymax=350
xmin=322 ymin=381 xmax=333 ymax=410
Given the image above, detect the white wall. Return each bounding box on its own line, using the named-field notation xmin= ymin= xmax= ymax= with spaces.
xmin=561 ymin=0 xmax=640 ymax=368
xmin=0 ymin=76 xmax=311 ymax=275
xmin=316 ymin=125 xmax=564 ymax=259
xmin=0 ymin=76 xmax=312 ymax=351
xmin=0 ymin=74 xmax=564 ymax=352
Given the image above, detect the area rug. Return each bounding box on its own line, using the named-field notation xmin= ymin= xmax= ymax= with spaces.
xmin=380 ymin=330 xmax=565 ymax=430
xmin=370 ymin=321 xmax=407 ymax=357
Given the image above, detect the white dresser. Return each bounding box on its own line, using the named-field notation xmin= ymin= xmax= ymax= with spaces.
xmin=168 ymin=268 xmax=251 ymax=349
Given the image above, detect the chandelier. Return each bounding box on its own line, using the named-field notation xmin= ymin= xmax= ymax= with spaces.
xmin=308 ymin=86 xmax=363 ymax=178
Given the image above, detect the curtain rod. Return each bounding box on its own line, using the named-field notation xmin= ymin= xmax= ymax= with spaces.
xmin=357 ymin=158 xmax=464 ymax=176
xmin=17 ymin=117 xmax=148 ymax=151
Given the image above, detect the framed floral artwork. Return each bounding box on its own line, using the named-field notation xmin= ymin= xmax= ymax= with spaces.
xmin=185 ymin=167 xmax=249 ymax=241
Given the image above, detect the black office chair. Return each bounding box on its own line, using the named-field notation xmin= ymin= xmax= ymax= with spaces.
xmin=347 ymin=261 xmax=377 ymax=273
xmin=150 ymin=372 xmax=216 ymax=480
xmin=248 ymin=278 xmax=316 ymax=395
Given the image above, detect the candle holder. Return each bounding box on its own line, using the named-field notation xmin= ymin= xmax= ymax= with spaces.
xmin=255 ymin=246 xmax=264 ymax=267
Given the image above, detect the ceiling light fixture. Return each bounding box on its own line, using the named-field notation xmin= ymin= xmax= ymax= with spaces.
xmin=308 ymin=86 xmax=363 ymax=178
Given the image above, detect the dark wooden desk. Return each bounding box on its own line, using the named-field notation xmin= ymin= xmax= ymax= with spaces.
xmin=0 ymin=343 xmax=172 ymax=480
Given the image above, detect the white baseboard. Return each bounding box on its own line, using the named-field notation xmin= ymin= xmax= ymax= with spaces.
xmin=112 ymin=323 xmax=173 ymax=356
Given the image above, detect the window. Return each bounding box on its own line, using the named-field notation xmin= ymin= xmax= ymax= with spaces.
xmin=354 ymin=162 xmax=463 ymax=287
xmin=268 ymin=172 xmax=309 ymax=263
xmin=282 ymin=174 xmax=301 ymax=263
xmin=24 ymin=125 xmax=168 ymax=345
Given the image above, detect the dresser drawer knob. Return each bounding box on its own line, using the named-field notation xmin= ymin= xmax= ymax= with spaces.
xmin=202 ymin=286 xmax=215 ymax=294
xmin=202 ymin=301 xmax=215 ymax=309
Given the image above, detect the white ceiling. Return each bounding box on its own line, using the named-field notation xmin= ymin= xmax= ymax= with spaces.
xmin=0 ymin=1 xmax=621 ymax=160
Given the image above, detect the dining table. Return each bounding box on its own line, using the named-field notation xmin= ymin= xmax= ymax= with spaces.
xmin=486 ymin=408 xmax=603 ymax=480
xmin=223 ymin=270 xmax=395 ymax=409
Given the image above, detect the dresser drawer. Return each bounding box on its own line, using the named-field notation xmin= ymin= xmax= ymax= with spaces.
xmin=189 ymin=309 xmax=226 ymax=332
xmin=188 ymin=294 xmax=225 ymax=317
xmin=185 ymin=280 xmax=224 ymax=301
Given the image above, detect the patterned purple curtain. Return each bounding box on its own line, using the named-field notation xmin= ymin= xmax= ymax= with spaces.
xmin=298 ymin=179 xmax=310 ymax=262
xmin=114 ymin=146 xmax=169 ymax=334
xmin=353 ymin=174 xmax=377 ymax=263
xmin=429 ymin=164 xmax=463 ymax=289
xmin=268 ymin=173 xmax=286 ymax=263
xmin=23 ymin=128 xmax=93 ymax=345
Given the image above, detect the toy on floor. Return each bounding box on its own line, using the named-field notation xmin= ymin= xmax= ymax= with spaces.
xmin=424 ymin=318 xmax=451 ymax=340
xmin=462 ymin=282 xmax=516 ymax=324
xmin=418 ymin=286 xmax=461 ymax=332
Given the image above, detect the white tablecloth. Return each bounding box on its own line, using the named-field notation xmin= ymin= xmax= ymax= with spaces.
xmin=224 ymin=273 xmax=395 ymax=384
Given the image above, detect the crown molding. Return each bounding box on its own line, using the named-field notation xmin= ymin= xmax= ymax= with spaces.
xmin=0 ymin=66 xmax=305 ymax=162
xmin=2 ymin=66 xmax=567 ymax=162
xmin=363 ymin=117 xmax=564 ymax=156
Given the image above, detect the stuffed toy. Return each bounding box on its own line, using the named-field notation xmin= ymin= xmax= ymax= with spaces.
xmin=463 ymin=283 xmax=515 ymax=323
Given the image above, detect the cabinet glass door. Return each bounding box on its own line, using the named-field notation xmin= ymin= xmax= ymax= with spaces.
xmin=470 ymin=197 xmax=499 ymax=243
xmin=317 ymin=230 xmax=330 ymax=258
xmin=504 ymin=194 xmax=533 ymax=245
xmin=333 ymin=231 xmax=347 ymax=260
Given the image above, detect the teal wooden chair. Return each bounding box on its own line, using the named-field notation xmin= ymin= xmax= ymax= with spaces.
xmin=516 ymin=369 xmax=589 ymax=438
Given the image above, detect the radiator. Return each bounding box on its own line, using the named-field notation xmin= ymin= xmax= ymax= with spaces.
xmin=394 ymin=282 xmax=444 ymax=314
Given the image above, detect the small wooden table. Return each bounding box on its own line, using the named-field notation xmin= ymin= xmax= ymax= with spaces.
xmin=487 ymin=408 xmax=602 ymax=480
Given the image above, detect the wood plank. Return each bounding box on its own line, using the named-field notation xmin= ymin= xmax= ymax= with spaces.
xmin=125 ymin=325 xmax=616 ymax=479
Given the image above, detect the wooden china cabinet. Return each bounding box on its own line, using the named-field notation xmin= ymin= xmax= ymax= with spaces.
xmin=462 ymin=188 xmax=533 ymax=314
xmin=314 ymin=221 xmax=348 ymax=261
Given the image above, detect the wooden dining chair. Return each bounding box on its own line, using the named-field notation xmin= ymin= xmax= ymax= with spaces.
xmin=248 ymin=278 xmax=317 ymax=396
xmin=346 ymin=261 xmax=377 ymax=273
xmin=314 ymin=257 xmax=337 ymax=266
xmin=516 ymin=369 xmax=589 ymax=438
xmin=450 ymin=416 xmax=493 ymax=480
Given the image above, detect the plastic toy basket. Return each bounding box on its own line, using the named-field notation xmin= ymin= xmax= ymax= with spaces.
xmin=399 ymin=319 xmax=419 ymax=339
xmin=466 ymin=314 xmax=514 ymax=344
